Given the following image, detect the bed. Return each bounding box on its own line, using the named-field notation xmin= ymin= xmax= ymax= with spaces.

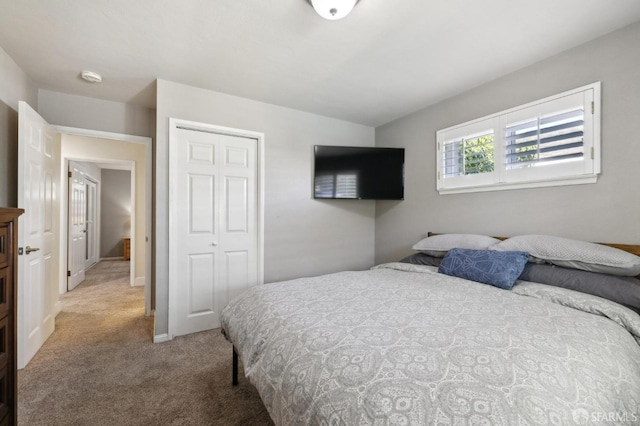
xmin=220 ymin=234 xmax=640 ymax=425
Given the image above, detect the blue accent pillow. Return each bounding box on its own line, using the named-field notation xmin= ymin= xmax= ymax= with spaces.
xmin=438 ymin=248 xmax=529 ymax=290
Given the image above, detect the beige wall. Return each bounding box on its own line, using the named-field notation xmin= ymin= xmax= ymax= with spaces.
xmin=62 ymin=134 xmax=147 ymax=285
xmin=155 ymin=79 xmax=376 ymax=338
xmin=375 ymin=21 xmax=640 ymax=264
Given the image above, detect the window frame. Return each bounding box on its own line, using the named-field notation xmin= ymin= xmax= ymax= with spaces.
xmin=436 ymin=82 xmax=601 ymax=195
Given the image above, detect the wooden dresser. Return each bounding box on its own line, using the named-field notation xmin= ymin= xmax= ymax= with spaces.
xmin=0 ymin=207 xmax=23 ymax=426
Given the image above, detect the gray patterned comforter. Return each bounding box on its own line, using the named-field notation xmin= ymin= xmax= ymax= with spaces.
xmin=220 ymin=263 xmax=640 ymax=425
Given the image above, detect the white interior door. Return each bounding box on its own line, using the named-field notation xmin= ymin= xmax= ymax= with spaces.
xmin=169 ymin=125 xmax=258 ymax=338
xmin=84 ymin=178 xmax=98 ymax=270
xmin=17 ymin=101 xmax=59 ymax=369
xmin=68 ymin=163 xmax=86 ymax=290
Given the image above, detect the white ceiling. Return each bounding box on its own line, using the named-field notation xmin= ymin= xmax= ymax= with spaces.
xmin=1 ymin=0 xmax=640 ymax=126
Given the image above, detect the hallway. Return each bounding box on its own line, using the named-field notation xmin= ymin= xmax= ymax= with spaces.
xmin=17 ymin=260 xmax=270 ymax=425
xmin=18 ymin=259 xmax=150 ymax=424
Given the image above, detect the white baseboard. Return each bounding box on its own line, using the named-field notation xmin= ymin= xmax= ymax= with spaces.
xmin=133 ymin=276 xmax=146 ymax=287
xmin=153 ymin=333 xmax=172 ymax=343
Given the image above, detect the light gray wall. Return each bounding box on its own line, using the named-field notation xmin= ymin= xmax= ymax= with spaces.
xmin=0 ymin=45 xmax=38 ymax=207
xmin=0 ymin=100 xmax=18 ymax=207
xmin=100 ymin=169 xmax=132 ymax=258
xmin=375 ymin=21 xmax=640 ymax=264
xmin=155 ymin=79 xmax=375 ymax=337
xmin=37 ymin=89 xmax=156 ymax=139
xmin=0 ymin=45 xmax=38 ymax=111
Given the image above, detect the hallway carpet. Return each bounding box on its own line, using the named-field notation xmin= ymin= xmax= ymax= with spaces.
xmin=18 ymin=260 xmax=272 ymax=425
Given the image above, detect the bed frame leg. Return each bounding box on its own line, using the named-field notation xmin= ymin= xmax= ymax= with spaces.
xmin=232 ymin=346 xmax=239 ymax=386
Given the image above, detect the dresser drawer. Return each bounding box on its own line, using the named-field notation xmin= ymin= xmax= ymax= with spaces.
xmin=0 ymin=364 xmax=8 ymax=422
xmin=0 ymin=316 xmax=7 ymax=371
xmin=0 ymin=225 xmax=9 ymax=270
xmin=0 ymin=269 xmax=8 ymax=319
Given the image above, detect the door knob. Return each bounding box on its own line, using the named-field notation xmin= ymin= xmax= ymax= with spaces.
xmin=25 ymin=246 xmax=41 ymax=255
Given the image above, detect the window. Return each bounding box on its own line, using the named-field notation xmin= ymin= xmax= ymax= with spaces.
xmin=437 ymin=82 xmax=600 ymax=194
xmin=443 ymin=131 xmax=494 ymax=178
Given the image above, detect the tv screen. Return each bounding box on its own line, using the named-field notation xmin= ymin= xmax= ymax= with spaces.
xmin=314 ymin=145 xmax=404 ymax=200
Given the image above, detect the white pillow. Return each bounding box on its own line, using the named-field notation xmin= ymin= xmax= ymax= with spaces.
xmin=412 ymin=234 xmax=501 ymax=257
xmin=490 ymin=235 xmax=640 ymax=276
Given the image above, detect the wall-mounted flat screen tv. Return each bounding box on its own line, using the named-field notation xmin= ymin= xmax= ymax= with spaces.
xmin=313 ymin=145 xmax=404 ymax=200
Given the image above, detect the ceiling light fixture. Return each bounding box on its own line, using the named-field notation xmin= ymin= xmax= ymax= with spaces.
xmin=310 ymin=0 xmax=359 ymax=20
xmin=80 ymin=70 xmax=102 ymax=83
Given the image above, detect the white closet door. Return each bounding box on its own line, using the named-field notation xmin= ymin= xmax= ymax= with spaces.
xmin=217 ymin=135 xmax=258 ymax=314
xmin=170 ymin=127 xmax=258 ymax=337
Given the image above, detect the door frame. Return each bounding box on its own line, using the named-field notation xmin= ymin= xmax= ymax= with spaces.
xmin=54 ymin=126 xmax=153 ymax=317
xmin=167 ymin=118 xmax=265 ymax=341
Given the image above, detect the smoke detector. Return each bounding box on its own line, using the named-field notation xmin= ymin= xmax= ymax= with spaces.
xmin=80 ymin=70 xmax=102 ymax=83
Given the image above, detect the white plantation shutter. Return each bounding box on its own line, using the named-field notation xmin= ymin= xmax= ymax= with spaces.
xmin=500 ymin=89 xmax=595 ymax=184
xmin=505 ymin=108 xmax=584 ymax=170
xmin=437 ymin=82 xmax=600 ymax=194
xmin=437 ymin=120 xmax=497 ymax=191
xmin=442 ymin=131 xmax=494 ymax=178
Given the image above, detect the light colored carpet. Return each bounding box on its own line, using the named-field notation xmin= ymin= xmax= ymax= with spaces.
xmin=18 ymin=260 xmax=273 ymax=425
